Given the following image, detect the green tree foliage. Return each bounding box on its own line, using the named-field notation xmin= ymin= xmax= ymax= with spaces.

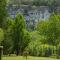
xmin=23 ymin=30 xmax=31 ymax=52
xmin=0 ymin=29 xmax=4 ymax=45
xmin=27 ymin=40 xmax=56 ymax=57
xmin=24 ymin=14 xmax=60 ymax=57
xmin=1 ymin=14 xmax=31 ymax=55
xmin=29 ymin=31 xmax=46 ymax=44
xmin=0 ymin=29 xmax=4 ymax=60
xmin=32 ymin=0 xmax=58 ymax=12
xmin=1 ymin=18 xmax=14 ymax=55
xmin=12 ymin=14 xmax=30 ymax=55
xmin=0 ymin=0 xmax=7 ymax=28
xmin=9 ymin=0 xmax=60 ymax=6
xmin=33 ymin=0 xmax=59 ymax=6
xmin=37 ymin=15 xmax=60 ymax=45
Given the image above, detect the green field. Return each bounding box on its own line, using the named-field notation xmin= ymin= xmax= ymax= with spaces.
xmin=2 ymin=56 xmax=60 ymax=60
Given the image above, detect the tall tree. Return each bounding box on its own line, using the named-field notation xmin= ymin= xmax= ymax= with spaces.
xmin=1 ymin=18 xmax=14 ymax=55
xmin=0 ymin=0 xmax=7 ymax=28
xmin=13 ymin=14 xmax=26 ymax=55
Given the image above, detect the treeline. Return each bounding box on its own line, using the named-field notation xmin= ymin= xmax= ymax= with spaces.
xmin=9 ymin=0 xmax=60 ymax=6
xmin=9 ymin=0 xmax=60 ymax=13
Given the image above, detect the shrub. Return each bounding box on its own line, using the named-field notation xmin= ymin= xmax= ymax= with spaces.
xmin=26 ymin=39 xmax=42 ymax=56
xmin=26 ymin=42 xmax=56 ymax=57
xmin=42 ymin=44 xmax=53 ymax=57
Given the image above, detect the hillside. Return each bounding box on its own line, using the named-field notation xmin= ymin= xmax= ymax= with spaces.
xmin=8 ymin=0 xmax=60 ymax=6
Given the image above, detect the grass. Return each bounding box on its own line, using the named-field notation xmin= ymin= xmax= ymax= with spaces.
xmin=2 ymin=56 xmax=60 ymax=60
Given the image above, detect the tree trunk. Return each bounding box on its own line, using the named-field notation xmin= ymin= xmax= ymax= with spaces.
xmin=0 ymin=46 xmax=3 ymax=60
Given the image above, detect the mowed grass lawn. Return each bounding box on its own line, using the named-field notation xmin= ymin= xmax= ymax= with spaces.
xmin=2 ymin=56 xmax=60 ymax=60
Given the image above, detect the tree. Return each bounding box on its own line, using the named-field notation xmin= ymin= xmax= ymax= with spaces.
xmin=1 ymin=18 xmax=14 ymax=55
xmin=0 ymin=0 xmax=7 ymax=28
xmin=12 ymin=14 xmax=26 ymax=55
xmin=0 ymin=29 xmax=4 ymax=45
xmin=0 ymin=29 xmax=4 ymax=60
xmin=37 ymin=15 xmax=60 ymax=45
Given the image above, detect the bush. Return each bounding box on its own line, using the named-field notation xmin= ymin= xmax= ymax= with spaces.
xmin=26 ymin=39 xmax=42 ymax=56
xmin=42 ymin=44 xmax=53 ymax=57
xmin=26 ymin=42 xmax=56 ymax=57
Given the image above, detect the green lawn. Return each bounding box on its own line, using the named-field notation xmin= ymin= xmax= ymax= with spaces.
xmin=2 ymin=56 xmax=60 ymax=60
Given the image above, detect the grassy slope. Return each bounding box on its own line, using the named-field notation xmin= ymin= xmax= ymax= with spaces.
xmin=2 ymin=56 xmax=60 ymax=60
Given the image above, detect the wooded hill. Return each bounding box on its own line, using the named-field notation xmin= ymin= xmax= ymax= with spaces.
xmin=8 ymin=0 xmax=60 ymax=6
